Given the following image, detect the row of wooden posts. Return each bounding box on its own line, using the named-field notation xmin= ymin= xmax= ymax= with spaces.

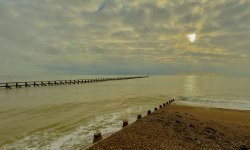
xmin=92 ymin=99 xmax=176 ymax=143
xmin=0 ymin=76 xmax=148 ymax=89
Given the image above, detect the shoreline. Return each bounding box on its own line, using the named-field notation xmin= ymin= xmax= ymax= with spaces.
xmin=86 ymin=104 xmax=250 ymax=150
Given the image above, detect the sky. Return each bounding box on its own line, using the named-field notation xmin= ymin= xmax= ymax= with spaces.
xmin=0 ymin=0 xmax=250 ymax=76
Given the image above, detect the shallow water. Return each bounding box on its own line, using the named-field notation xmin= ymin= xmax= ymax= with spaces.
xmin=0 ymin=75 xmax=250 ymax=149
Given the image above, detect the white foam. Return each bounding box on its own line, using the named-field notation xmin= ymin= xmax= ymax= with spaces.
xmin=1 ymin=110 xmax=142 ymax=150
xmin=176 ymin=96 xmax=250 ymax=110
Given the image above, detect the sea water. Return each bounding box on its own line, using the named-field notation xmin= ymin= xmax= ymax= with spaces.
xmin=0 ymin=75 xmax=250 ymax=149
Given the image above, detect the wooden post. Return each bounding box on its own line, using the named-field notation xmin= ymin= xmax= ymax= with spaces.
xmin=16 ymin=82 xmax=20 ymax=88
xmin=41 ymin=81 xmax=47 ymax=86
xmin=147 ymin=110 xmax=151 ymax=115
xmin=93 ymin=131 xmax=102 ymax=143
xmin=137 ymin=115 xmax=142 ymax=120
xmin=155 ymin=108 xmax=157 ymax=111
xmin=122 ymin=119 xmax=128 ymax=127
xmin=159 ymin=105 xmax=162 ymax=108
xmin=25 ymin=82 xmax=29 ymax=87
xmin=34 ymin=82 xmax=38 ymax=87
xmin=163 ymin=103 xmax=166 ymax=106
xmin=5 ymin=83 xmax=11 ymax=89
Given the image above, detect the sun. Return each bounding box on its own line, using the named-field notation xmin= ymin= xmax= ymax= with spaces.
xmin=187 ymin=33 xmax=197 ymax=43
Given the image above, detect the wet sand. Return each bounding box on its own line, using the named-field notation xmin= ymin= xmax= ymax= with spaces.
xmin=86 ymin=104 xmax=250 ymax=150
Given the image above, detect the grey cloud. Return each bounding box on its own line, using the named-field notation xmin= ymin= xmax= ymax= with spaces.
xmin=0 ymin=0 xmax=250 ymax=75
xmin=178 ymin=13 xmax=201 ymax=24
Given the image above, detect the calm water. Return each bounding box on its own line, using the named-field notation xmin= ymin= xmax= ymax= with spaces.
xmin=0 ymin=75 xmax=250 ymax=149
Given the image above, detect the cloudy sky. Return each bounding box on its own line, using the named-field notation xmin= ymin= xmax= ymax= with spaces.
xmin=0 ymin=0 xmax=249 ymax=76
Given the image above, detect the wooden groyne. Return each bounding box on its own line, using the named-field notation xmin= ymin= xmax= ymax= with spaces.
xmin=0 ymin=76 xmax=149 ymax=89
xmin=91 ymin=99 xmax=176 ymax=145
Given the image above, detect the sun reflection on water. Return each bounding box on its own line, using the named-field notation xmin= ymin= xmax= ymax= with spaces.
xmin=184 ymin=75 xmax=199 ymax=96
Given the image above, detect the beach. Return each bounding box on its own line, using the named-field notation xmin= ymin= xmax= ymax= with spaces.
xmin=1 ymin=0 xmax=250 ymax=149
xmin=86 ymin=104 xmax=250 ymax=150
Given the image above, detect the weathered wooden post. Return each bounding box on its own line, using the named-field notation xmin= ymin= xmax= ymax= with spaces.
xmin=15 ymin=82 xmax=20 ymax=88
xmin=155 ymin=108 xmax=157 ymax=111
xmin=163 ymin=103 xmax=166 ymax=106
xmin=147 ymin=110 xmax=151 ymax=115
xmin=93 ymin=131 xmax=102 ymax=143
xmin=5 ymin=83 xmax=11 ymax=89
xmin=159 ymin=105 xmax=162 ymax=108
xmin=137 ymin=115 xmax=142 ymax=120
xmin=122 ymin=119 xmax=128 ymax=127
xmin=25 ymin=82 xmax=29 ymax=87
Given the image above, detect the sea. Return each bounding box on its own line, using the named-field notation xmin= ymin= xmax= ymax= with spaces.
xmin=0 ymin=75 xmax=250 ymax=149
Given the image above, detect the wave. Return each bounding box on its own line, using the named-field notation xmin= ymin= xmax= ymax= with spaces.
xmin=176 ymin=96 xmax=250 ymax=110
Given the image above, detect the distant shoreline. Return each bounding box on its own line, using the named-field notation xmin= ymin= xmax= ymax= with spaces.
xmin=86 ymin=104 xmax=250 ymax=150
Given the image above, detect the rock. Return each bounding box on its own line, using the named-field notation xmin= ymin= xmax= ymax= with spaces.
xmin=175 ymin=120 xmax=181 ymax=124
xmin=207 ymin=134 xmax=217 ymax=140
xmin=240 ymin=145 xmax=249 ymax=150
xmin=205 ymin=127 xmax=217 ymax=134
xmin=197 ymin=140 xmax=202 ymax=145
xmin=176 ymin=114 xmax=182 ymax=118
xmin=189 ymin=124 xmax=195 ymax=128
xmin=157 ymin=118 xmax=164 ymax=122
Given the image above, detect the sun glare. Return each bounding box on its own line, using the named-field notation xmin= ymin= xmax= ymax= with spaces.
xmin=187 ymin=33 xmax=196 ymax=43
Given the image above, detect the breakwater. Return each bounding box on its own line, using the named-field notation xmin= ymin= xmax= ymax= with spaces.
xmin=0 ymin=75 xmax=148 ymax=89
xmin=90 ymin=99 xmax=175 ymax=145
